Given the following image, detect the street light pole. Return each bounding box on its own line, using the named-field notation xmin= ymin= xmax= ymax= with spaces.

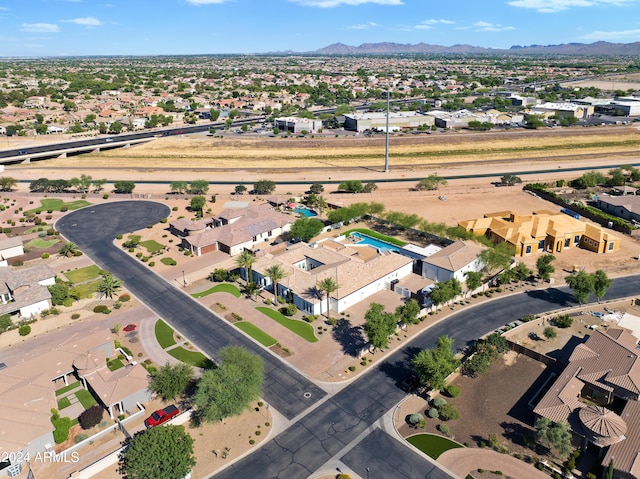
xmin=384 ymin=88 xmax=390 ymax=173
xmin=182 ymin=270 xmax=186 ymax=288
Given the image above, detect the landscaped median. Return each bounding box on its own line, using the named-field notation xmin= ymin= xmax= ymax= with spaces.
xmin=256 ymin=306 xmax=318 ymax=343
xmin=235 ymin=321 xmax=278 ymax=348
xmin=154 ymin=319 xmax=214 ymax=369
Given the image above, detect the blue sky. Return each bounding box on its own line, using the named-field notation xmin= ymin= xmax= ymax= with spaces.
xmin=1 ymin=0 xmax=640 ymax=56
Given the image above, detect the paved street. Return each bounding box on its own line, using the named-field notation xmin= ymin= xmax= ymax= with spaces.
xmin=56 ymin=201 xmax=640 ymax=479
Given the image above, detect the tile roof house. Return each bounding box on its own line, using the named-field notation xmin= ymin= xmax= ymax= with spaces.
xmin=0 ymin=329 xmax=150 ymax=463
xmin=0 ymin=265 xmax=55 ymax=318
xmin=597 ymin=195 xmax=640 ymax=224
xmin=252 ymin=238 xmax=413 ymax=315
xmin=459 ymin=210 xmax=620 ymax=257
xmin=175 ymin=203 xmax=293 ymax=256
xmin=421 ymin=240 xmax=485 ymax=282
xmin=534 ymin=328 xmax=640 ymax=478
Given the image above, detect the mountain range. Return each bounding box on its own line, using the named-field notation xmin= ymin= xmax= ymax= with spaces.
xmin=313 ymin=41 xmax=640 ymax=56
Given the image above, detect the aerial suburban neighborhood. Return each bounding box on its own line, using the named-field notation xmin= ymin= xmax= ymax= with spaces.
xmin=4 ymin=3 xmax=640 ymax=479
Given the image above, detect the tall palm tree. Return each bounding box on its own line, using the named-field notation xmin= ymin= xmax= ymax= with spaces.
xmin=317 ymin=277 xmax=339 ymax=320
xmin=235 ymin=250 xmax=256 ymax=284
xmin=98 ymin=272 xmax=122 ymax=299
xmin=59 ymin=241 xmax=80 ymax=258
xmin=265 ymin=265 xmax=287 ymax=302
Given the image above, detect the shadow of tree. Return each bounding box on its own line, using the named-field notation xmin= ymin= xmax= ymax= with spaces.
xmin=501 ymin=421 xmax=535 ymax=449
xmin=331 ymin=320 xmax=365 ymax=357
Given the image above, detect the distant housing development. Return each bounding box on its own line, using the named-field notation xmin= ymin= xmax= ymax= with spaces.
xmin=459 ymin=210 xmax=620 ymax=256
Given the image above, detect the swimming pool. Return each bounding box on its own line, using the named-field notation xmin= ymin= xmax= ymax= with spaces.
xmin=351 ymin=232 xmax=402 ymax=253
xmin=293 ymin=206 xmax=318 ymax=217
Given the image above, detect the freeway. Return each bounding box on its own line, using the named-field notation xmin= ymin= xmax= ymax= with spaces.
xmin=55 ymin=201 xmax=325 ymax=420
xmin=55 ymin=200 xmax=640 ymax=479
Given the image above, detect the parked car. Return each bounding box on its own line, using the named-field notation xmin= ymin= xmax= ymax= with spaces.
xmin=144 ymin=404 xmax=179 ymax=428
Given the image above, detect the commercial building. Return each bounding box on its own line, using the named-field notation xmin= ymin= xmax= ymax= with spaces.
xmin=343 ymin=111 xmax=433 ymax=132
xmin=274 ymin=116 xmax=322 ymax=134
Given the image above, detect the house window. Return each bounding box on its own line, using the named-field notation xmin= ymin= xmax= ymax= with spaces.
xmin=525 ymin=245 xmax=532 ymax=254
xmin=574 ymin=235 xmax=580 ymax=244
xmin=564 ymin=238 xmax=571 ymax=248
xmin=538 ymin=239 xmax=545 ymax=250
xmin=268 ymin=230 xmax=273 ymax=237
xmin=609 ymin=242 xmax=614 ymax=251
xmin=252 ymin=236 xmax=257 ymax=242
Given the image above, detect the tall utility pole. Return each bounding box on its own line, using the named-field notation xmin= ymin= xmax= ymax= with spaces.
xmin=384 ymin=88 xmax=390 ymax=173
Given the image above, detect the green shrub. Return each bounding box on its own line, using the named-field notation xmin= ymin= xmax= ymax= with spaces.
xmin=280 ymin=303 xmax=298 ymax=317
xmin=553 ymin=314 xmax=573 ymax=328
xmin=439 ymin=403 xmax=460 ymax=421
xmin=443 ymin=385 xmax=461 ymax=398
xmin=116 ymin=234 xmax=123 ymax=240
xmin=348 ymin=365 xmax=356 ymax=372
xmin=118 ymin=294 xmax=131 ymax=302
xmin=12 ymin=260 xmax=23 ymax=267
xmin=408 ymin=413 xmax=424 ymax=426
xmin=249 ymin=439 xmax=255 ymax=445
xmin=71 ymin=313 xmax=80 ymax=320
xmin=433 ymin=397 xmax=447 ymax=408
xmin=93 ymin=305 xmax=108 ymax=313
xmin=18 ymin=325 xmax=31 ymax=336
xmin=437 ymin=423 xmax=450 ymax=435
xmin=160 ymin=218 xmax=168 ymax=223
xmin=427 ymin=408 xmax=439 ymax=419
xmin=103 ymin=194 xmax=109 ymax=199
xmin=41 ymin=252 xmax=50 ymax=259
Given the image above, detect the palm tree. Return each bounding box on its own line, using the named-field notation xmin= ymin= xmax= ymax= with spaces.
xmin=59 ymin=242 xmax=80 ymax=257
xmin=317 ymin=277 xmax=339 ymax=320
xmin=235 ymin=250 xmax=256 ymax=284
xmin=98 ymin=272 xmax=122 ymax=299
xmin=245 ymin=282 xmax=260 ymax=302
xmin=265 ymin=265 xmax=287 ymax=302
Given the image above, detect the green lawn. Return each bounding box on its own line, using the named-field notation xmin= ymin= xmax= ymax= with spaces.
xmin=256 ymin=307 xmax=318 ymax=343
xmin=235 ymin=321 xmax=278 ymax=347
xmin=75 ymin=389 xmax=98 ymax=409
xmin=155 ymin=319 xmax=177 ymax=349
xmin=26 ymin=238 xmax=59 ymax=249
xmin=27 ymin=199 xmax=91 ymax=214
xmin=24 ymin=226 xmax=48 ymax=234
xmin=107 ymin=358 xmax=125 ymax=371
xmin=55 ymin=381 xmax=81 ymax=396
xmin=407 ymin=434 xmax=463 ymax=460
xmin=72 ymin=279 xmax=101 ymax=299
xmin=342 ymin=228 xmax=407 ymax=247
xmin=57 ymin=397 xmax=72 ymax=410
xmin=192 ymin=283 xmax=241 ymax=299
xmin=167 ymin=346 xmax=215 ymax=369
xmin=65 ymin=265 xmax=101 ymax=283
xmin=160 ymin=257 xmax=177 ymax=266
xmin=140 ymin=240 xmax=165 ymax=254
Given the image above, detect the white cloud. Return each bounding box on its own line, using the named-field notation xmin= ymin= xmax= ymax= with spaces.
xmin=186 ymin=0 xmax=229 ymax=4
xmin=508 ymin=0 xmax=636 ymax=13
xmin=290 ymin=0 xmax=402 ymax=7
xmin=580 ymin=28 xmax=640 ymax=40
xmin=474 ymin=21 xmax=516 ymax=31
xmin=415 ymin=18 xmax=455 ymax=29
xmin=62 ymin=17 xmax=103 ymax=26
xmin=348 ymin=21 xmax=379 ymax=29
xmin=20 ymin=23 xmax=60 ymax=33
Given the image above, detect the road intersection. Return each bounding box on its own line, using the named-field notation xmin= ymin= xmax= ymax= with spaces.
xmin=57 ymin=201 xmax=640 ymax=479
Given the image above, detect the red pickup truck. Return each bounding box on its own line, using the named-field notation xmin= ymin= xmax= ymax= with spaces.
xmin=144 ymin=405 xmax=179 ymax=428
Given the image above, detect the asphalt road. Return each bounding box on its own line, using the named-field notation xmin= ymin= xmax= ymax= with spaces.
xmin=55 ymin=201 xmax=326 ymax=420
xmin=56 ymin=200 xmax=640 ymax=479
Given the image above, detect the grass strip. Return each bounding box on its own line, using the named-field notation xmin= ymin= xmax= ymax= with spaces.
xmin=167 ymin=346 xmax=215 ymax=369
xmin=75 ymin=389 xmax=98 ymax=409
xmin=256 ymin=306 xmax=318 ymax=343
xmin=139 ymin=239 xmax=165 ymax=253
xmin=192 ymin=283 xmax=241 ymax=298
xmin=26 ymin=238 xmax=59 ymax=249
xmin=73 ymin=279 xmax=101 ymax=299
xmin=235 ymin=321 xmax=277 ymax=347
xmin=342 ymin=228 xmax=407 ymax=247
xmin=155 ymin=319 xmax=177 ymax=349
xmin=55 ymin=381 xmax=81 ymax=396
xmin=160 ymin=257 xmax=177 ymax=266
xmin=57 ymin=397 xmax=72 ymax=410
xmin=65 ymin=265 xmax=101 ymax=283
xmin=27 ymin=199 xmax=91 ymax=214
xmin=407 ymin=433 xmax=463 ymax=460
xmin=107 ymin=358 xmax=125 ymax=371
